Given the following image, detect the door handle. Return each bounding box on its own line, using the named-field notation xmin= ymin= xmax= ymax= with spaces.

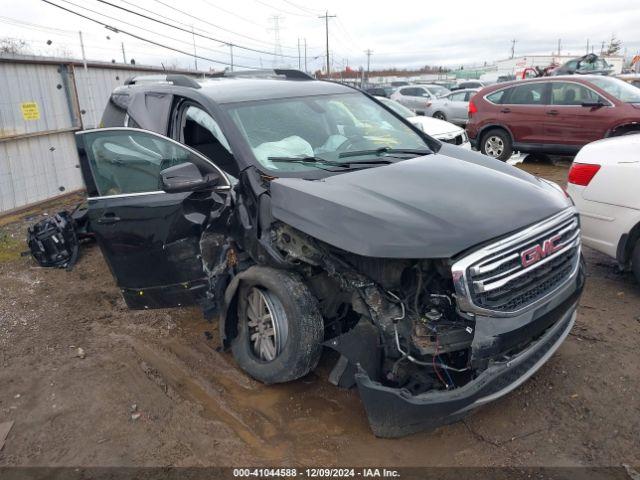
xmin=500 ymin=108 xmax=511 ymax=113
xmin=97 ymin=212 xmax=121 ymax=224
xmin=546 ymin=109 xmax=559 ymax=116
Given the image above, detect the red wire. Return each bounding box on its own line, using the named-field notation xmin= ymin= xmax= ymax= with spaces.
xmin=433 ymin=335 xmax=448 ymax=389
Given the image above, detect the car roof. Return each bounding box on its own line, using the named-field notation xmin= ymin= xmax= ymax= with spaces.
xmin=486 ymin=74 xmax=609 ymax=90
xmin=196 ymin=77 xmax=353 ymax=104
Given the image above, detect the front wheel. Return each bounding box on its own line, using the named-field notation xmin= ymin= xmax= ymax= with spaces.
xmin=632 ymin=240 xmax=640 ymax=284
xmin=481 ymin=129 xmax=513 ymax=161
xmin=231 ymin=267 xmax=323 ymax=384
xmin=432 ymin=111 xmax=447 ymax=121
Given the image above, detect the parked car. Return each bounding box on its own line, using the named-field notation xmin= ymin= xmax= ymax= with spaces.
xmin=452 ymin=80 xmax=486 ymax=90
xmin=376 ymin=96 xmax=470 ymax=148
xmin=467 ymin=75 xmax=640 ymax=161
xmin=617 ymin=73 xmax=640 ymax=89
xmin=551 ymin=53 xmax=613 ymax=76
xmin=365 ymin=85 xmax=396 ymax=98
xmin=414 ymin=83 xmax=451 ymax=97
xmin=390 ymin=80 xmax=410 ymax=87
xmin=426 ymin=88 xmax=479 ymax=125
xmin=567 ymin=134 xmax=640 ymax=283
xmin=87 ymin=70 xmax=584 ymax=437
xmin=390 ymin=85 xmax=436 ymax=115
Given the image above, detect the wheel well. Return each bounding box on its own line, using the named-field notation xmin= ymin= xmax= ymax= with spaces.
xmin=617 ymin=221 xmax=640 ymax=268
xmin=608 ymin=123 xmax=640 ymax=137
xmin=479 ymin=125 xmax=512 ymax=145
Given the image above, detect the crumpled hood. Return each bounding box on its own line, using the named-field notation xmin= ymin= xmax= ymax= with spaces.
xmin=269 ymin=149 xmax=572 ymax=258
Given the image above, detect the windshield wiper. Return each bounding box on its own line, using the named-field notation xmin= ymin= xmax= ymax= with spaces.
xmin=268 ymin=156 xmax=393 ymax=168
xmin=338 ymin=147 xmax=431 ymax=159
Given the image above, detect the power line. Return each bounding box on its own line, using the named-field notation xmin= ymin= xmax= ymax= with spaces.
xmin=197 ymin=0 xmax=265 ymax=28
xmin=41 ymin=0 xmax=260 ymax=69
xmin=248 ymin=0 xmax=316 ymax=17
xmin=57 ymin=0 xmax=258 ymax=61
xmin=95 ymin=0 xmax=299 ymax=58
xmin=280 ymin=0 xmax=321 ymax=16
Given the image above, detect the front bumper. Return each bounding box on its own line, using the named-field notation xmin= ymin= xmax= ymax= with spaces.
xmin=355 ymin=287 xmax=581 ymax=438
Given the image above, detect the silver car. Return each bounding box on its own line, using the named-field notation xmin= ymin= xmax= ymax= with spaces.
xmin=425 ymin=88 xmax=479 ymax=126
xmin=390 ymin=85 xmax=437 ymax=115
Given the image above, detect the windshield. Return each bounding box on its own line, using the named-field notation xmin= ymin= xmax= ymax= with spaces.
xmin=225 ymin=92 xmax=429 ymax=173
xmin=589 ymin=77 xmax=640 ymax=103
xmin=377 ymin=97 xmax=415 ymax=118
xmin=425 ymin=85 xmax=451 ymax=97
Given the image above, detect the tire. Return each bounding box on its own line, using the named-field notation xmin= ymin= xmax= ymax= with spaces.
xmin=230 ymin=267 xmax=323 ymax=384
xmin=480 ymin=128 xmax=513 ymax=161
xmin=432 ymin=111 xmax=447 ymax=121
xmin=632 ymin=240 xmax=640 ymax=284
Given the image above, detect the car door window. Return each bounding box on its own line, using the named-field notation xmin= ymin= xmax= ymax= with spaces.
xmin=81 ymin=129 xmax=219 ymax=197
xmin=550 ymin=82 xmax=601 ymax=105
xmin=508 ymin=83 xmax=547 ymax=105
xmin=180 ymin=105 xmax=238 ymax=176
xmin=464 ymin=91 xmax=476 ymax=101
xmin=399 ymin=87 xmax=415 ymax=96
xmin=449 ymin=92 xmax=466 ymax=101
xmin=486 ymin=89 xmax=506 ymax=104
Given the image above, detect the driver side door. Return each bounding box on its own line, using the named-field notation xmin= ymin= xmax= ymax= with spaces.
xmin=75 ymin=128 xmax=233 ymax=309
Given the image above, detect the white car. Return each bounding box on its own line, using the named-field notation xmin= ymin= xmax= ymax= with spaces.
xmin=566 ymin=135 xmax=640 ymax=282
xmin=376 ymin=96 xmax=471 ymax=149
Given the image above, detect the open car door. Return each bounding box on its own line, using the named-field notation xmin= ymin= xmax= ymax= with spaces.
xmin=75 ymin=127 xmax=233 ymax=309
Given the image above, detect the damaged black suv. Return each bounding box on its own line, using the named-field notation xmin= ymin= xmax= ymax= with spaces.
xmin=77 ymin=70 xmax=584 ymax=437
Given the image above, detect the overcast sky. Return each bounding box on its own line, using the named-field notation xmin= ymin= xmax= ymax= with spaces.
xmin=2 ymin=0 xmax=639 ymax=72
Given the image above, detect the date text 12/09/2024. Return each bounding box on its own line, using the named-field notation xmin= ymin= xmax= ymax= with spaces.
xmin=232 ymin=468 xmax=401 ymax=478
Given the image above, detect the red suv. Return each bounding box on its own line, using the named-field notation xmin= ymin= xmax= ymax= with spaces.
xmin=466 ymin=75 xmax=640 ymax=160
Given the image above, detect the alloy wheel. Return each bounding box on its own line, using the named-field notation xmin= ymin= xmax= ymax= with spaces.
xmin=485 ymin=136 xmax=504 ymax=157
xmin=245 ymin=287 xmax=288 ymax=362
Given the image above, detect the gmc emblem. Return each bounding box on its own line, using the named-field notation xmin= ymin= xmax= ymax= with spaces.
xmin=520 ymin=235 xmax=563 ymax=268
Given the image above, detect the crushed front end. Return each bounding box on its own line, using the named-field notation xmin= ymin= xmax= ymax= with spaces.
xmin=272 ymin=207 xmax=584 ymax=437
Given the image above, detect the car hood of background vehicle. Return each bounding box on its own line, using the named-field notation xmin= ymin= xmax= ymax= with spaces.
xmin=407 ymin=115 xmax=462 ymax=137
xmin=269 ymin=149 xmax=572 ymax=259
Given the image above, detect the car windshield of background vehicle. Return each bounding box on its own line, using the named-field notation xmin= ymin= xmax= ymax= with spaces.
xmin=225 ymin=93 xmax=429 ymax=173
xmin=378 ymin=97 xmax=415 ymax=118
xmin=589 ymin=77 xmax=640 ymax=103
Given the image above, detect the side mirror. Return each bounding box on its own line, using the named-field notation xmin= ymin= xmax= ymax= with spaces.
xmin=160 ymin=162 xmax=221 ymax=193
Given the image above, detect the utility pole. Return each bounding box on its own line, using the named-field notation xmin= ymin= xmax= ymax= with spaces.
xmin=191 ymin=26 xmax=198 ymax=70
xmin=297 ymin=38 xmax=301 ymax=70
xmin=510 ymin=39 xmax=516 ymax=59
xmin=586 ymin=38 xmax=590 ymax=54
xmin=318 ymin=11 xmax=336 ymax=76
xmin=557 ymin=38 xmax=562 ymax=57
xmin=269 ymin=15 xmax=284 ymax=67
xmin=229 ymin=44 xmax=234 ymax=71
xmin=121 ymin=42 xmax=127 ymax=64
xmin=364 ymin=49 xmax=372 ymax=83
xmin=304 ymin=38 xmax=307 ymax=72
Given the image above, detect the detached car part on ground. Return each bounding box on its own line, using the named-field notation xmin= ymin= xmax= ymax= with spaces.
xmin=78 ymin=71 xmax=584 ymax=437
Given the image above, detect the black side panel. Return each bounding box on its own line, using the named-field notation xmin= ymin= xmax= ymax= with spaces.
xmin=127 ymin=92 xmax=173 ymax=134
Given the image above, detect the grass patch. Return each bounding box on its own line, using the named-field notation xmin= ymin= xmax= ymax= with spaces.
xmin=0 ymin=231 xmax=25 ymax=262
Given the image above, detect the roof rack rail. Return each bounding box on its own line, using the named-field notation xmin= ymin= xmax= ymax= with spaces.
xmin=211 ymin=69 xmax=314 ymax=81
xmin=123 ymin=74 xmax=201 ymax=89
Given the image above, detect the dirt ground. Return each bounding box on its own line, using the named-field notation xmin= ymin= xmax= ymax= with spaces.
xmin=0 ymin=160 xmax=639 ymax=468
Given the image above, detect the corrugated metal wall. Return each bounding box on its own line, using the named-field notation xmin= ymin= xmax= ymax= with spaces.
xmin=0 ymin=55 xmax=203 ymax=213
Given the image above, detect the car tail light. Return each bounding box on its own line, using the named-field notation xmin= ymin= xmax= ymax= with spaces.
xmin=568 ymin=163 xmax=601 ymax=186
xmin=468 ymin=100 xmax=477 ymax=117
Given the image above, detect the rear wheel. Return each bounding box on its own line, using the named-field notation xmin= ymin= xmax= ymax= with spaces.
xmin=632 ymin=240 xmax=640 ymax=284
xmin=432 ymin=111 xmax=447 ymax=121
xmin=481 ymin=128 xmax=513 ymax=161
xmin=231 ymin=267 xmax=323 ymax=384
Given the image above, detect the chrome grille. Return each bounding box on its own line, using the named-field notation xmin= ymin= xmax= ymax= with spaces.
xmin=452 ymin=208 xmax=581 ymax=316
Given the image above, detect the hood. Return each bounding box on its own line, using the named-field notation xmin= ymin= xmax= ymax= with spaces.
xmin=269 ymin=149 xmax=572 ymax=259
xmin=407 ymin=116 xmax=462 ymax=137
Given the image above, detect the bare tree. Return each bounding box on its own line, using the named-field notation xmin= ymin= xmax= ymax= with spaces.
xmin=0 ymin=38 xmax=30 ymax=55
xmin=605 ymin=34 xmax=623 ymax=56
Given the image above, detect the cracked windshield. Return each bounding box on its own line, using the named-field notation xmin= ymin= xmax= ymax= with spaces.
xmin=226 ymin=92 xmax=430 ymax=172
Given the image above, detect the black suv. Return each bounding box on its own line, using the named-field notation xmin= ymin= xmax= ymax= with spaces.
xmin=78 ymin=70 xmax=584 ymax=437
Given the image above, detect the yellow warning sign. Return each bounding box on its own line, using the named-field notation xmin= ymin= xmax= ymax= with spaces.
xmin=20 ymin=102 xmax=40 ymax=121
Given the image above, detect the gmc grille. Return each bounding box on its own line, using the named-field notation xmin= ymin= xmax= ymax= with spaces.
xmin=452 ymin=209 xmax=581 ymax=315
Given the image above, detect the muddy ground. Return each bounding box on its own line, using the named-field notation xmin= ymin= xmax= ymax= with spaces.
xmin=0 ymin=160 xmax=638 ymax=468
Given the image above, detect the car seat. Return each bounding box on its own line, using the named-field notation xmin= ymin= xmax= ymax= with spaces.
xmin=184 ymin=120 xmax=239 ymax=177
